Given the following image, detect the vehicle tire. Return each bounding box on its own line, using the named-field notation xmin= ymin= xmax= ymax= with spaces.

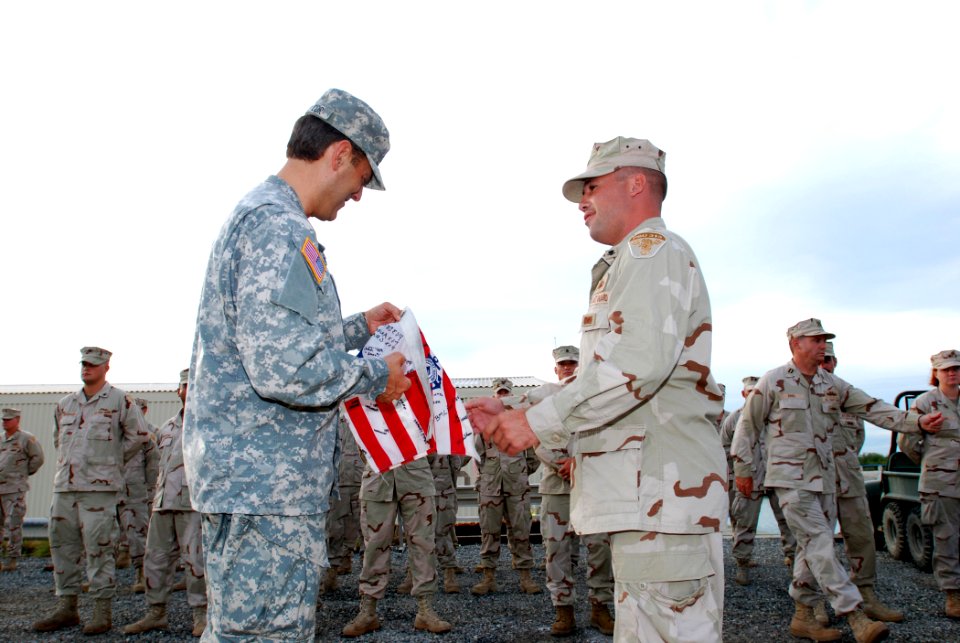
xmin=882 ymin=502 xmax=908 ymax=561
xmin=906 ymin=508 xmax=934 ymax=572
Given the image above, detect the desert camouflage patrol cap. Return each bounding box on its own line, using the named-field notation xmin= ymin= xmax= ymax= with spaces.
xmin=824 ymin=341 xmax=836 ymax=358
xmin=2 ymin=408 xmax=21 ymax=420
xmin=179 ymin=368 xmax=190 ymax=386
xmin=931 ymin=350 xmax=960 ymax=370
xmin=80 ymin=346 xmax=112 ymax=365
xmin=742 ymin=376 xmax=759 ymax=391
xmin=492 ymin=377 xmax=514 ymax=394
xmin=562 ymin=137 xmax=667 ymax=203
xmin=786 ymin=318 xmax=835 ymax=340
xmin=305 ymin=89 xmax=390 ymax=191
xmin=553 ymin=345 xmax=579 ymax=364
xmin=133 ymin=397 xmax=149 ymax=409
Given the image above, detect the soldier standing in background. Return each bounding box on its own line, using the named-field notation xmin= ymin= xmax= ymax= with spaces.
xmin=321 ymin=417 xmax=364 ymax=594
xmin=341 ymin=458 xmax=451 ymax=636
xmin=818 ymin=341 xmax=904 ymax=624
xmin=33 ymin=347 xmax=148 ymax=635
xmin=429 ymin=452 xmax=465 ymax=594
xmin=471 ymin=378 xmax=542 ymax=597
xmin=722 ymin=376 xmax=796 ymax=585
xmin=124 ymin=369 xmax=206 ymax=637
xmin=535 ymin=346 xmax=614 ymax=637
xmin=115 ymin=397 xmax=158 ymax=594
xmin=0 ymin=407 xmax=44 ymax=572
xmin=733 ymin=319 xmax=943 ymax=643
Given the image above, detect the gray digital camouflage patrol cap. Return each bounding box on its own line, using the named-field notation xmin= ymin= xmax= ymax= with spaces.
xmin=305 ymin=89 xmax=390 ymax=190
xmin=562 ymin=137 xmax=667 ymax=203
xmin=179 ymin=368 xmax=190 ymax=386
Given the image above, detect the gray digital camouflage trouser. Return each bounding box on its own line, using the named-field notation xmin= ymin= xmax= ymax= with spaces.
xmin=50 ymin=491 xmax=119 ymax=599
xmin=434 ymin=485 xmax=459 ymax=569
xmin=612 ymin=530 xmax=723 ymax=642
xmin=921 ymin=492 xmax=960 ymax=591
xmin=201 ymin=513 xmax=326 ymax=642
xmin=326 ymin=484 xmax=360 ymax=570
xmin=143 ymin=509 xmax=206 ymax=607
xmin=731 ymin=488 xmax=796 ymax=563
xmin=776 ymin=488 xmax=862 ymax=614
xmin=478 ymin=491 xmax=533 ymax=569
xmin=836 ymin=494 xmax=877 ymax=588
xmin=358 ymin=492 xmax=437 ymax=599
xmin=541 ymin=493 xmax=612 ymax=606
xmin=0 ymin=492 xmax=27 ymax=560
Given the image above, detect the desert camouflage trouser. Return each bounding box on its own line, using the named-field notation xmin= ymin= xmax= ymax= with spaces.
xmin=612 ymin=530 xmax=723 ymax=643
xmin=144 ymin=509 xmax=206 ymax=607
xmin=0 ymin=492 xmax=26 ymax=560
xmin=921 ymin=493 xmax=960 ymax=591
xmin=201 ymin=513 xmax=326 ymax=642
xmin=117 ymin=489 xmax=151 ymax=561
xmin=358 ymin=492 xmax=437 ymax=599
xmin=776 ymin=488 xmax=862 ymax=614
xmin=836 ymin=494 xmax=877 ymax=588
xmin=50 ymin=491 xmax=119 ymax=599
xmin=478 ymin=491 xmax=533 ymax=569
xmin=326 ymin=484 xmax=360 ymax=570
xmin=434 ymin=487 xmax=459 ymax=569
xmin=541 ymin=493 xmax=612 ymax=606
xmin=731 ymin=488 xmax=796 ymax=563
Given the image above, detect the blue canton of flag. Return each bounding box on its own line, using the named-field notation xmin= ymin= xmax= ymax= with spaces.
xmin=426 ymin=354 xmax=442 ymax=390
xmin=300 ymin=238 xmax=326 ymax=284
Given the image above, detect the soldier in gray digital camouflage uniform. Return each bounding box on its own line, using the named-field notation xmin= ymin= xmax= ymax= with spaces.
xmin=817 ymin=342 xmax=904 ymax=624
xmin=116 ymin=397 xmax=158 ymax=593
xmin=0 ymin=407 xmax=44 ymax=572
xmin=471 ymin=378 xmax=542 ymax=597
xmin=320 ymin=417 xmax=364 ymax=594
xmin=429 ymin=452 xmax=465 ymax=593
xmin=905 ymin=349 xmax=960 ymax=619
xmin=341 ymin=458 xmax=452 ymax=636
xmin=183 ymin=89 xmax=411 ymax=642
xmin=33 ymin=346 xmax=149 ymax=635
xmin=124 ymin=369 xmax=207 ymax=637
xmin=534 ymin=345 xmax=614 ymax=637
xmin=470 ymin=138 xmax=729 ymax=642
xmin=732 ymin=319 xmax=944 ymax=643
xmin=720 ymin=376 xmax=796 ymax=586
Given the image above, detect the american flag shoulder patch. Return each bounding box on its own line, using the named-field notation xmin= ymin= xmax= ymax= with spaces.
xmin=301 ymin=238 xmax=326 ymax=285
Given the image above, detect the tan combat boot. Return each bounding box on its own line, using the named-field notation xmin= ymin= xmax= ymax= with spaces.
xmin=471 ymin=568 xmax=497 ymax=596
xmin=860 ymin=586 xmax=903 ymax=623
xmin=397 ymin=567 xmax=413 ymax=594
xmin=785 ymin=555 xmax=794 ymax=567
xmin=814 ymin=600 xmax=830 ymax=626
xmin=115 ymin=545 xmax=131 ymax=569
xmin=443 ymin=567 xmax=459 ymax=594
xmin=590 ymin=600 xmax=615 ymax=635
xmin=320 ymin=567 xmax=338 ymax=594
xmin=336 ymin=557 xmax=352 ymax=575
xmin=551 ymin=605 xmax=576 ymax=636
xmin=734 ymin=561 xmax=751 ymax=586
xmin=83 ymin=597 xmax=113 ymax=635
xmin=123 ymin=604 xmax=168 ymax=634
xmin=191 ymin=606 xmax=207 ymax=637
xmin=172 ymin=577 xmax=187 ymax=592
xmin=789 ymin=602 xmax=841 ymax=641
xmin=846 ymin=608 xmax=889 ymax=643
xmin=2 ymin=558 xmax=17 ymax=572
xmin=131 ymin=566 xmax=146 ymax=594
xmin=342 ymin=595 xmax=380 ymax=637
xmin=945 ymin=590 xmax=960 ymax=619
xmin=518 ymin=568 xmax=542 ymax=594
xmin=414 ymin=593 xmax=452 ymax=633
xmin=32 ymin=595 xmax=80 ymax=632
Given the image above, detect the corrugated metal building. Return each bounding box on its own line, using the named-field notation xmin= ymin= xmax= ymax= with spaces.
xmin=0 ymin=376 xmax=545 ymax=537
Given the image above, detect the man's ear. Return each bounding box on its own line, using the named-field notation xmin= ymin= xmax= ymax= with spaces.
xmin=626 ymin=170 xmax=647 ymax=197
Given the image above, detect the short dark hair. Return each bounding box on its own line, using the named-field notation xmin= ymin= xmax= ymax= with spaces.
xmin=286 ymin=115 xmax=364 ymax=163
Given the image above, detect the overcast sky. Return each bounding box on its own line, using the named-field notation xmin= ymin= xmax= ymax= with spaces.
xmin=2 ymin=1 xmax=958 ymax=454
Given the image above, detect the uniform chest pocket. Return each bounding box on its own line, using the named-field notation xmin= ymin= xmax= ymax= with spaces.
xmin=778 ymin=395 xmax=809 ymax=410
xmin=86 ymin=416 xmax=114 ymax=441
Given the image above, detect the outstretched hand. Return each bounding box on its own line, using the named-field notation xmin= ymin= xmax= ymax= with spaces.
xmin=376 ymin=352 xmax=410 ymax=404
xmin=364 ymin=302 xmax=403 ymax=334
xmin=465 ymin=397 xmax=505 ymax=433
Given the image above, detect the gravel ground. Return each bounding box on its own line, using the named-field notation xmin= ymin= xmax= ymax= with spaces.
xmin=2 ymin=538 xmax=959 ymax=642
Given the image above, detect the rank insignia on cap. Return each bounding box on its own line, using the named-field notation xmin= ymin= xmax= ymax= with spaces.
xmin=301 ymin=238 xmax=327 ymax=285
xmin=628 ymin=231 xmax=666 ymax=258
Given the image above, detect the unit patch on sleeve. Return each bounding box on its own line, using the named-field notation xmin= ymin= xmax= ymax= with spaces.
xmin=301 ymin=238 xmax=327 ymax=285
xmin=628 ymin=231 xmax=667 ymax=259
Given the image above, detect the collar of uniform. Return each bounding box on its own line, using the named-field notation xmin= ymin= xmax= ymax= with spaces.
xmin=265 ymin=175 xmax=306 ymax=216
xmin=621 ymin=217 xmax=666 ymax=241
xmin=81 ymin=382 xmax=113 ymax=402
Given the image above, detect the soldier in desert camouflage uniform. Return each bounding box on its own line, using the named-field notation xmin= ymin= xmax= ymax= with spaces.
xmin=534 ymin=345 xmax=614 ymax=637
xmin=341 ymin=457 xmax=452 ymax=636
xmin=470 ymin=138 xmax=729 ymax=642
xmin=721 ymin=376 xmax=796 ymax=585
xmin=320 ymin=417 xmax=364 ymax=594
xmin=124 ymin=369 xmax=206 ymax=637
xmin=905 ymin=349 xmax=960 ymax=619
xmin=429 ymin=452 xmax=465 ymax=593
xmin=115 ymin=397 xmax=158 ymax=592
xmin=817 ymin=342 xmax=904 ymax=624
xmin=733 ymin=319 xmax=943 ymax=643
xmin=471 ymin=377 xmax=542 ymax=597
xmin=183 ymin=89 xmax=411 ymax=642
xmin=0 ymin=407 xmax=44 ymax=572
xmin=33 ymin=346 xmax=149 ymax=635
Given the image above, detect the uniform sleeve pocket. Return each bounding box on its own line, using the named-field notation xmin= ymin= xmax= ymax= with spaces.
xmin=271 ymin=251 xmax=320 ymax=324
